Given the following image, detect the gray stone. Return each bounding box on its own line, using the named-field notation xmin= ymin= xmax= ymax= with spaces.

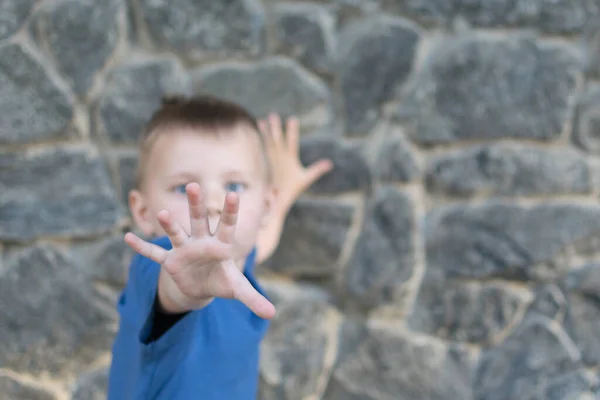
xmin=408 ymin=275 xmax=531 ymax=344
xmin=344 ymin=187 xmax=415 ymax=310
xmin=338 ymin=16 xmax=421 ymax=136
xmin=425 ymin=201 xmax=600 ymax=281
xmin=533 ymin=0 xmax=599 ymax=34
xmin=30 ymin=0 xmax=124 ymax=96
xmin=396 ymin=36 xmax=582 ymax=145
xmin=0 ymin=245 xmax=116 ymax=377
xmin=0 ymin=148 xmax=121 ymax=242
xmin=262 ymin=197 xmax=354 ymax=278
xmin=271 ymin=3 xmax=336 ymax=75
xmin=425 ymin=143 xmax=591 ymax=197
xmin=0 ymin=42 xmax=73 ymax=145
xmin=562 ymin=268 xmax=600 ymax=367
xmin=260 ymin=280 xmax=333 ymax=307
xmin=0 ymin=376 xmax=55 ymax=400
xmin=299 ymin=137 xmax=372 ymax=194
xmin=584 ymin=19 xmax=600 ymax=78
xmin=117 ymin=153 xmax=138 ymax=206
xmin=89 ymin=235 xmax=132 ymax=288
xmin=323 ymin=320 xmax=474 ymax=400
xmin=193 ymin=57 xmax=332 ymax=131
xmin=563 ymin=294 xmax=600 ymax=366
xmin=573 ymin=83 xmax=600 ymax=154
xmin=376 ymin=0 xmax=451 ymax=25
xmin=377 ymin=0 xmax=599 ymax=34
xmin=0 ymin=0 xmax=37 ymax=40
xmin=93 ymin=57 xmax=191 ymax=144
xmin=529 ymin=284 xmax=567 ymax=321
xmin=71 ymin=367 xmax=108 ymax=400
xmin=564 ymin=263 xmax=600 ymax=299
xmin=474 ymin=316 xmax=590 ymax=400
xmin=138 ymin=0 xmax=265 ymax=59
xmin=544 ymin=372 xmax=597 ymax=400
xmin=259 ymin=299 xmax=340 ymax=400
xmin=373 ymin=136 xmax=421 ymax=183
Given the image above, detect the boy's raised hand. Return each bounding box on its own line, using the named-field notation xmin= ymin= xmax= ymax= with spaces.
xmin=258 ymin=113 xmax=333 ymax=211
xmin=123 ymin=183 xmax=276 ymax=319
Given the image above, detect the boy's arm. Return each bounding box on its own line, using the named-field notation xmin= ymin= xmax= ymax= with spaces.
xmin=255 ymin=114 xmax=333 ymax=264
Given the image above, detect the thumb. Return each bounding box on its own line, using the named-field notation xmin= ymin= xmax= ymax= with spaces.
xmin=304 ymin=159 xmax=333 ymax=185
xmin=232 ymin=272 xmax=276 ymax=319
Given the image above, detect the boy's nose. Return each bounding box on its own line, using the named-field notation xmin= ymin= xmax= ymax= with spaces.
xmin=204 ymin=187 xmax=224 ymax=216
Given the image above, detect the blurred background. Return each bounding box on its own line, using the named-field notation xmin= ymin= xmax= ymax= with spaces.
xmin=1 ymin=0 xmax=600 ymax=399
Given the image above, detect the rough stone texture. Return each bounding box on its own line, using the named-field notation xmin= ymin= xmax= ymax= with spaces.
xmin=343 ymin=187 xmax=415 ymax=310
xmin=117 ymin=153 xmax=138 ymax=205
xmin=259 ymin=298 xmax=341 ymax=399
xmin=137 ymin=0 xmax=266 ymax=59
xmin=474 ymin=316 xmax=593 ymax=400
xmin=0 ymin=376 xmax=56 ymax=400
xmin=561 ymin=263 xmax=600 ymax=367
xmin=92 ymin=58 xmax=191 ymax=144
xmin=573 ymin=82 xmax=600 ymax=154
xmin=373 ymin=135 xmax=421 ymax=183
xmin=338 ymin=16 xmax=421 ymax=136
xmin=262 ymin=197 xmax=354 ymax=278
xmin=70 ymin=234 xmax=132 ymax=288
xmin=378 ymin=0 xmax=600 ymax=34
xmin=30 ymin=0 xmax=124 ymax=97
xmin=3 ymin=1 xmax=600 ymax=398
xmin=323 ymin=320 xmax=475 ymax=399
xmin=0 ymin=0 xmax=37 ymax=40
xmin=299 ymin=137 xmax=372 ymax=194
xmin=425 ymin=201 xmax=600 ymax=281
xmin=396 ymin=36 xmax=582 ymax=145
xmin=584 ymin=19 xmax=600 ymax=78
xmin=0 ymin=148 xmax=121 ymax=242
xmin=425 ymin=143 xmax=592 ymax=197
xmin=71 ymin=367 xmax=109 ymax=400
xmin=192 ymin=57 xmax=333 ymax=131
xmin=408 ymin=272 xmax=532 ymax=344
xmin=271 ymin=3 xmax=336 ymax=76
xmin=0 ymin=42 xmax=73 ymax=145
xmin=0 ymin=245 xmax=116 ymax=377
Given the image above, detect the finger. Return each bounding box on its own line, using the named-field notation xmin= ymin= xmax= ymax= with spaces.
xmin=258 ymin=119 xmax=276 ymax=155
xmin=124 ymin=232 xmax=168 ymax=265
xmin=286 ymin=116 xmax=300 ymax=155
xmin=268 ymin=113 xmax=284 ymax=148
xmin=186 ymin=183 xmax=208 ymax=238
xmin=157 ymin=209 xmax=188 ymax=247
xmin=258 ymin=120 xmax=269 ymax=141
xmin=304 ymin=159 xmax=334 ymax=185
xmin=232 ymin=271 xmax=276 ymax=319
xmin=215 ymin=192 xmax=239 ymax=244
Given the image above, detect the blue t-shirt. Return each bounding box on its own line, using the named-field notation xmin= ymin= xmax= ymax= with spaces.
xmin=107 ymin=235 xmax=270 ymax=400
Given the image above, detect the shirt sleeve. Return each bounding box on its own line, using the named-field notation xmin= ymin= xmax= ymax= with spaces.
xmin=118 ymin=250 xmax=198 ymax=397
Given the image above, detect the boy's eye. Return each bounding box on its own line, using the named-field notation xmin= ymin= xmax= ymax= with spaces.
xmin=225 ymin=182 xmax=245 ymax=192
xmin=174 ymin=184 xmax=187 ymax=194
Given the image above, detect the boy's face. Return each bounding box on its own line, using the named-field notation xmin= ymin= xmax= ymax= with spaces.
xmin=129 ymin=125 xmax=274 ymax=263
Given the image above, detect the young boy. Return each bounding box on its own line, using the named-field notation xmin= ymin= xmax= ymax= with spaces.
xmin=106 ymin=95 xmax=332 ymax=399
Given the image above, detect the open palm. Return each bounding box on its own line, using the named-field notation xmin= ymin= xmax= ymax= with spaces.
xmin=124 ymin=183 xmax=276 ymax=319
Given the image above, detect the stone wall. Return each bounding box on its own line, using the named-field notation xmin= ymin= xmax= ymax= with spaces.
xmin=1 ymin=0 xmax=600 ymax=399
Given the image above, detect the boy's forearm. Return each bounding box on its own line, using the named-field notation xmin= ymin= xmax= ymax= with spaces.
xmin=157 ymin=269 xmax=213 ymax=314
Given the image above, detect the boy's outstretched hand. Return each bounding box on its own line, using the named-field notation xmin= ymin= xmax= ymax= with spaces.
xmin=124 ymin=183 xmax=276 ymax=320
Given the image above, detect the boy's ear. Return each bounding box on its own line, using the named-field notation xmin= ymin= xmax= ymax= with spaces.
xmin=129 ymin=189 xmax=155 ymax=236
